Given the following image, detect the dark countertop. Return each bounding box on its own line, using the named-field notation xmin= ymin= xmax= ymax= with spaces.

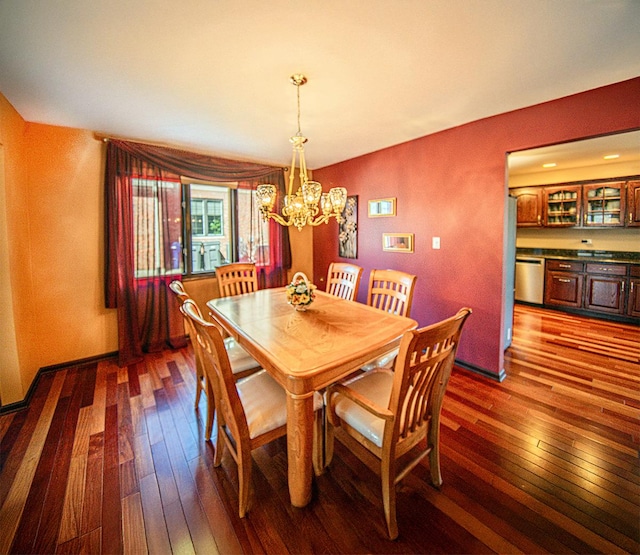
xmin=516 ymin=248 xmax=640 ymax=264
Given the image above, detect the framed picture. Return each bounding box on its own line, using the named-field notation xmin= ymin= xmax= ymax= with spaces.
xmin=368 ymin=198 xmax=396 ymax=217
xmin=338 ymin=195 xmax=358 ymax=259
xmin=382 ymin=233 xmax=414 ymax=253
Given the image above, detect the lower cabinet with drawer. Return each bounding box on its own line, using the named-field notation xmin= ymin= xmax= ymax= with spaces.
xmin=543 ymin=259 xmax=639 ymax=323
xmin=544 ymin=260 xmax=584 ymax=308
xmin=584 ymin=263 xmax=627 ymax=315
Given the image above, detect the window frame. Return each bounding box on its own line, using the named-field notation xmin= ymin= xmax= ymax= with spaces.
xmin=183 ymin=181 xmax=239 ymax=278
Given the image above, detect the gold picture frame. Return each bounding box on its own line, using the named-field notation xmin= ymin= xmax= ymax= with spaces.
xmin=382 ymin=233 xmax=414 ymax=253
xmin=368 ymin=198 xmax=396 ymax=217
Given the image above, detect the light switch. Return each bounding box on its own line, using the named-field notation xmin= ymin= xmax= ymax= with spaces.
xmin=432 ymin=237 xmax=441 ymax=249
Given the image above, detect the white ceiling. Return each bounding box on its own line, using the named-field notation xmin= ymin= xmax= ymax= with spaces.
xmin=509 ymin=130 xmax=640 ymax=176
xmin=1 ymin=0 xmax=639 ymax=169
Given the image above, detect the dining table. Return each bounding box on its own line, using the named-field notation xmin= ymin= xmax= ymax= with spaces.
xmin=206 ymin=287 xmax=418 ymax=508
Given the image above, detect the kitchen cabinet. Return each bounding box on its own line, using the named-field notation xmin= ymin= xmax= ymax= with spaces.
xmin=629 ymin=265 xmax=640 ymax=318
xmin=627 ymin=180 xmax=640 ymax=227
xmin=543 ymin=259 xmax=639 ymax=322
xmin=583 ymin=182 xmax=625 ymax=227
xmin=544 ymin=185 xmax=581 ymax=227
xmin=511 ymin=187 xmax=543 ymax=227
xmin=511 ymin=178 xmax=639 ymax=228
xmin=544 ymin=259 xmax=584 ymax=308
xmin=584 ymin=263 xmax=626 ymax=315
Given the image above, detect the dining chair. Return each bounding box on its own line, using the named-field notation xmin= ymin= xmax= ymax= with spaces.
xmin=326 ymin=262 xmax=363 ymax=301
xmin=169 ymin=280 xmax=260 ymax=411
xmin=361 ymin=269 xmax=418 ymax=371
xmin=216 ymin=262 xmax=259 ymax=297
xmin=325 ymin=307 xmax=472 ymax=539
xmin=180 ymin=300 xmax=324 ymax=517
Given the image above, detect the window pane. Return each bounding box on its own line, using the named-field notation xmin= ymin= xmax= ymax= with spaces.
xmin=191 ymin=200 xmax=204 ymax=235
xmin=190 ymin=185 xmax=231 ymax=273
xmin=206 ymin=199 xmax=223 ymax=235
xmin=133 ymin=178 xmax=182 ymax=278
xmin=237 ymin=188 xmax=270 ymax=266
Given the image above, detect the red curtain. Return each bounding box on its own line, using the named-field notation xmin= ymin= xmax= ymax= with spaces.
xmin=105 ymin=140 xmax=290 ymax=366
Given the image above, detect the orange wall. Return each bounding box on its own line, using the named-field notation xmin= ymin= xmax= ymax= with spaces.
xmin=0 ymin=96 xmax=118 ymax=403
xmin=312 ymin=78 xmax=640 ymax=379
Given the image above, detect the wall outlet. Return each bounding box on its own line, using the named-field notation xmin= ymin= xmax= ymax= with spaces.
xmin=581 ymin=239 xmax=592 ymax=245
xmin=432 ymin=237 xmax=441 ymax=249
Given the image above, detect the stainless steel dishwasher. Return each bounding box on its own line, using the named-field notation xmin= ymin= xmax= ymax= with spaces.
xmin=515 ymin=257 xmax=545 ymax=304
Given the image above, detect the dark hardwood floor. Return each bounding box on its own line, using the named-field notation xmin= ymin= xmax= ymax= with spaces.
xmin=1 ymin=305 xmax=638 ymax=554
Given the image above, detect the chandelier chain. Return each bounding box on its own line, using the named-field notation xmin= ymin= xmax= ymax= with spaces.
xmin=296 ymin=81 xmax=302 ymax=137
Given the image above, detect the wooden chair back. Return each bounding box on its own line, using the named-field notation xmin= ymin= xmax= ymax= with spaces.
xmin=326 ymin=262 xmax=363 ymax=301
xmin=389 ymin=307 xmax=471 ymax=457
xmin=181 ymin=301 xmax=250 ymax=442
xmin=367 ymin=269 xmax=417 ymax=317
xmin=169 ymin=281 xmax=210 ymax=410
xmin=216 ymin=263 xmax=259 ymax=297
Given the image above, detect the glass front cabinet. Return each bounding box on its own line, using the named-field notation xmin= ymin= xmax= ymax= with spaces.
xmin=582 ymin=181 xmax=626 ymax=227
xmin=544 ymin=185 xmax=581 ymax=227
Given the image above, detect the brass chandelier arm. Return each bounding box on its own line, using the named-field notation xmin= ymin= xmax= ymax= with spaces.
xmin=262 ymin=212 xmax=293 ymax=227
xmin=261 ymin=211 xmax=336 ymax=229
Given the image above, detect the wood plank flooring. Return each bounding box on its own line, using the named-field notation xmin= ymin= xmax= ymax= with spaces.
xmin=0 ymin=304 xmax=638 ymax=553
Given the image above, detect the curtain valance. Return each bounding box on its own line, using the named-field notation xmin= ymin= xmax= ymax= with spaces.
xmin=108 ymin=139 xmax=283 ymax=183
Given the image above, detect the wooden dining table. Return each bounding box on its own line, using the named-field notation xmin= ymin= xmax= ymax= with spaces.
xmin=207 ymin=287 xmax=418 ymax=508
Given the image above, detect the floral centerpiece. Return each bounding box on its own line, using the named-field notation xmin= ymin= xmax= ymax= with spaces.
xmin=286 ymin=271 xmax=317 ymax=311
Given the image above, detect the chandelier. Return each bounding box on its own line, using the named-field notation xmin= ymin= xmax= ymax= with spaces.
xmin=256 ymin=74 xmax=347 ymax=231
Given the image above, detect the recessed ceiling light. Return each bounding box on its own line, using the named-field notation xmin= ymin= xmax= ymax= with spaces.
xmin=542 ymin=163 xmax=557 ymax=168
xmin=603 ymin=154 xmax=620 ymax=160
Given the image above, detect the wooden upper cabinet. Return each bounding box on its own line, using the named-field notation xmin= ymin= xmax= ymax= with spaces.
xmin=511 ymin=187 xmax=543 ymax=227
xmin=512 ymin=179 xmax=639 ymax=228
xmin=582 ymin=181 xmax=625 ymax=227
xmin=544 ymin=185 xmax=582 ymax=227
xmin=626 ymin=180 xmax=640 ymax=227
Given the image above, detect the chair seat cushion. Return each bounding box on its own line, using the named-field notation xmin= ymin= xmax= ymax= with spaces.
xmin=237 ymin=370 xmax=323 ymax=439
xmin=360 ymin=347 xmax=399 ymax=372
xmin=333 ymin=369 xmax=394 ymax=448
xmin=224 ymin=337 xmax=260 ymax=373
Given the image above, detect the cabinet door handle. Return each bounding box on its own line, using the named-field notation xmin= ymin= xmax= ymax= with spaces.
xmin=621 ymin=281 xmax=625 ymax=293
xmin=537 ymin=214 xmax=541 ymax=224
xmin=558 ymin=278 xmax=572 ymax=283
xmin=558 ymin=264 xmax=571 ymax=269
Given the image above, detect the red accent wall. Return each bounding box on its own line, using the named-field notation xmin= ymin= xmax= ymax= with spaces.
xmin=313 ymin=77 xmax=640 ymax=379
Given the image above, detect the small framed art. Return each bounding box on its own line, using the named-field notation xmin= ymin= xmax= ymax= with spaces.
xmin=382 ymin=233 xmax=414 ymax=253
xmin=368 ymin=198 xmax=396 ymax=217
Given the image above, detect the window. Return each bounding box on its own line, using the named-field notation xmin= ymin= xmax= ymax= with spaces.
xmin=132 ymin=179 xmax=270 ymax=279
xmin=191 ymin=198 xmax=224 ymax=237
